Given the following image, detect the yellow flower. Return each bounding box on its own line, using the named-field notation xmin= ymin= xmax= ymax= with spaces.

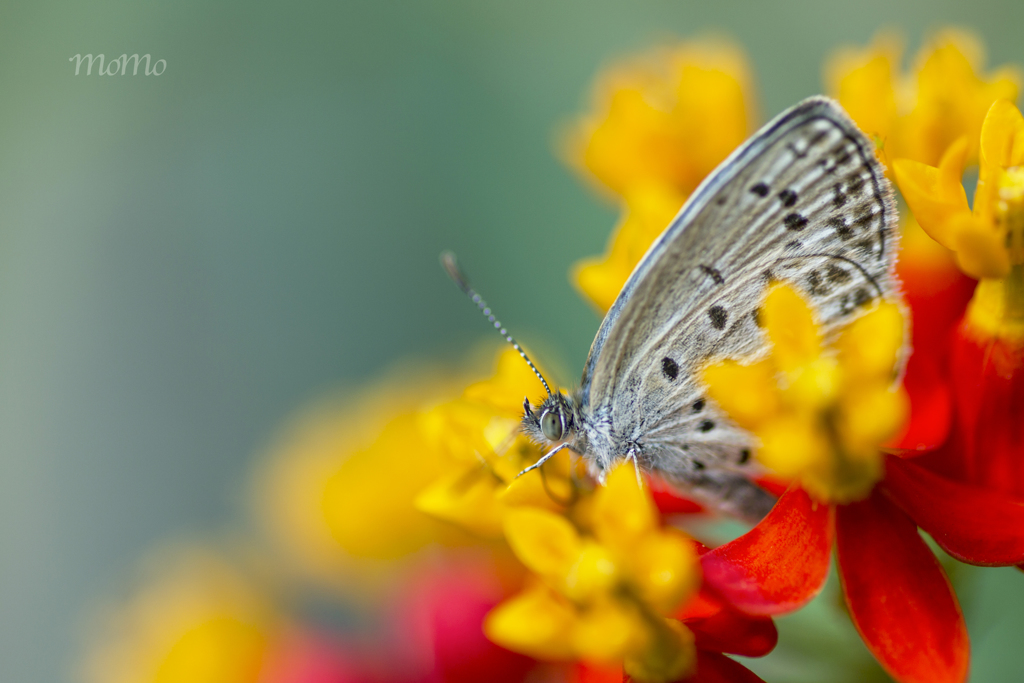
xmin=826 ymin=29 xmax=1021 ymax=170
xmin=416 ymin=347 xmax=579 ymax=537
xmin=895 ymin=99 xmax=1024 ymax=339
xmin=564 ymin=38 xmax=756 ymax=313
xmin=81 ymin=547 xmax=276 ymax=683
xmin=484 ymin=464 xmax=699 ymax=682
xmin=564 ymin=38 xmax=755 ymax=202
xmin=703 ymin=285 xmax=908 ymax=503
xmin=573 ymin=184 xmax=685 ymax=313
xmin=251 ymin=363 xmax=470 ymax=598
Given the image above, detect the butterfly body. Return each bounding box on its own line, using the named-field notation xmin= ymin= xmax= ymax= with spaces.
xmin=522 ymin=96 xmax=899 ymax=522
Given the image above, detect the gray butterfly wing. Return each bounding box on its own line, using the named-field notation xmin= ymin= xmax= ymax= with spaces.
xmin=577 ymin=97 xmax=898 ymax=517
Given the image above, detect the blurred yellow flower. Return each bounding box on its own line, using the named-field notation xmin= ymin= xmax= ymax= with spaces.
xmin=703 ymin=285 xmax=907 ymax=503
xmin=81 ymin=547 xmax=276 ymax=683
xmin=416 ymin=347 xmax=581 ymax=537
xmin=573 ymin=184 xmax=685 ymax=313
xmin=250 ymin=362 xmax=479 ymax=602
xmin=826 ymin=29 xmax=1020 ymax=170
xmin=563 ymin=38 xmax=756 ymax=313
xmin=485 ymin=464 xmax=699 ymax=682
xmin=564 ymin=38 xmax=755 ymax=201
xmin=895 ymin=99 xmax=1024 ymax=337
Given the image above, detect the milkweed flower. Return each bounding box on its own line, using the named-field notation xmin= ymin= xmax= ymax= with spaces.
xmin=485 ymin=464 xmax=776 ymax=683
xmin=80 ymin=546 xmax=280 ymax=683
xmin=826 ymin=29 xmax=1020 ymax=170
xmin=893 ymin=99 xmax=1024 ymax=505
xmin=565 ymin=39 xmax=756 ymax=313
xmin=415 ymin=347 xmax=578 ymax=537
xmin=699 ymin=283 xmax=1024 ymax=683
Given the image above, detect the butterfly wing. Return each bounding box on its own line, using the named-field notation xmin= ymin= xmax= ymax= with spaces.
xmin=578 ymin=97 xmax=898 ymax=512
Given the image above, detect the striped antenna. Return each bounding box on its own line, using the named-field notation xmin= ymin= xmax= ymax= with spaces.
xmin=441 ymin=251 xmax=552 ymax=397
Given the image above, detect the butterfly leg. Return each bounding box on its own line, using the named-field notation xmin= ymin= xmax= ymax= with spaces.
xmin=516 ymin=442 xmax=570 ymax=478
xmin=625 ymin=444 xmax=644 ymax=487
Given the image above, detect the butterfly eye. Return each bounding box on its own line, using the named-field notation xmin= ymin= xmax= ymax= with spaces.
xmin=540 ymin=410 xmax=563 ymax=441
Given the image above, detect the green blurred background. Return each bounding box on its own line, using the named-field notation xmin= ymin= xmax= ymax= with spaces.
xmin=2 ymin=1 xmax=1024 ymax=681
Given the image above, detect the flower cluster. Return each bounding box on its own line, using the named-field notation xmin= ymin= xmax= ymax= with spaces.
xmin=79 ymin=28 xmax=1024 ymax=683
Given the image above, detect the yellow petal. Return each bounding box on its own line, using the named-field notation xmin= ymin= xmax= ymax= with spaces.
xmin=463 ymin=347 xmax=550 ymax=416
xmin=824 ymin=31 xmax=900 ymax=168
xmin=903 ymin=29 xmax=1021 ymax=165
xmin=837 ymin=301 xmax=905 ymax=381
xmin=573 ymin=184 xmax=685 ymax=314
xmin=964 ymin=277 xmax=1024 ymax=341
xmin=623 ymin=618 xmax=696 ymax=683
xmin=323 ymin=411 xmax=454 ymax=559
xmin=892 ymin=141 xmax=971 ymax=249
xmin=564 ymin=39 xmax=754 ymax=200
xmin=841 ymin=386 xmax=909 ymax=448
xmin=503 ymin=507 xmax=583 ymax=578
xmin=629 ymin=530 xmax=700 ymax=614
xmin=949 ymin=211 xmax=1012 ymax=279
xmin=415 ymin=465 xmax=506 ymax=538
xmin=500 ymin=444 xmax=577 ymax=513
xmin=571 ymin=599 xmax=646 ymax=664
xmin=977 ymin=99 xmax=1024 ymax=225
xmin=702 ymin=359 xmax=780 ymax=430
xmin=756 ymin=415 xmax=829 ymax=481
xmin=980 ymin=99 xmax=1024 ymax=168
xmin=564 ymin=540 xmax=620 ymax=602
xmin=484 ymin=585 xmax=577 ymax=660
xmin=801 ymin=447 xmax=882 ymax=505
xmin=592 ymin=463 xmax=658 ymax=548
xmin=156 ymin=618 xmax=267 ymax=683
xmin=762 ymin=284 xmax=821 ymax=372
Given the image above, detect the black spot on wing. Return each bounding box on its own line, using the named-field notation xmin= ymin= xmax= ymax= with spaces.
xmin=832 ymin=183 xmax=848 ymax=208
xmin=807 ymin=270 xmax=829 ymax=296
xmin=661 ymin=357 xmax=679 ymax=381
xmin=692 ymin=399 xmax=705 ymax=413
xmin=708 ymin=305 xmax=728 ymax=330
xmin=778 ymin=189 xmax=798 ymax=207
xmin=828 ymin=215 xmax=853 ymax=239
xmin=699 ymin=420 xmax=715 ymax=432
xmin=784 ymin=213 xmax=808 ymax=231
xmin=826 ymin=264 xmax=852 ymax=284
xmin=750 ymin=182 xmax=769 ymax=197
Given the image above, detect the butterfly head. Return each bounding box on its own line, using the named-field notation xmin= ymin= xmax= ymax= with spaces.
xmin=522 ymin=392 xmax=579 ymax=448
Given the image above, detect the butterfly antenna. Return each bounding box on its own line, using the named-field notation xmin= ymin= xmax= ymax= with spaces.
xmin=441 ymin=251 xmax=552 ymax=397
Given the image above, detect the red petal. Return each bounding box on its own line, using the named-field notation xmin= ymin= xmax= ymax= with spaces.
xmin=686 ymin=650 xmax=766 ymax=683
xmin=888 ymin=352 xmax=953 ymax=452
xmin=882 ymin=453 xmax=1024 ymax=565
xmin=686 ymin=610 xmax=777 ymax=658
xmin=836 ymin=490 xmax=968 ymax=683
xmin=752 ymin=475 xmax=789 ymax=497
xmin=889 ymin=243 xmax=973 ymax=453
xmin=648 ymin=475 xmax=705 ymax=515
xmin=622 ymin=651 xmax=766 ymax=683
xmin=700 ymin=487 xmax=833 ymax=615
xmin=575 ymin=662 xmax=623 ymax=683
xmin=677 ymin=587 xmax=777 ymax=657
xmin=949 ymin=325 xmax=1024 ymax=496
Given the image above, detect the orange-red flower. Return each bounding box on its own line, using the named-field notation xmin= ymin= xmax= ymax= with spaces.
xmin=699 ymin=284 xmax=1024 ymax=683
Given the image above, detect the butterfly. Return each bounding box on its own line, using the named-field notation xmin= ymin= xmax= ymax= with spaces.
xmin=445 ymin=96 xmax=899 ymax=522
